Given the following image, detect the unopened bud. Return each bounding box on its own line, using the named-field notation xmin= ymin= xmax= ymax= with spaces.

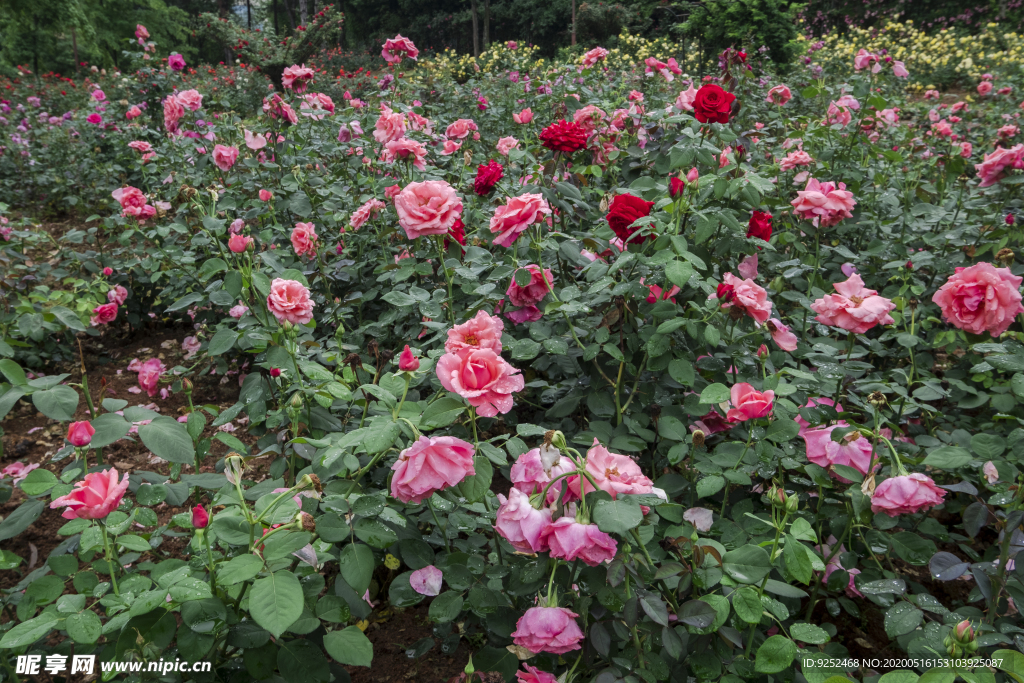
xmin=545 ymin=430 xmax=567 ymax=452
xmin=692 ymin=429 xmax=705 ymax=448
xmin=769 ymin=486 xmax=786 ymax=508
xmin=785 ymin=492 xmax=799 ymax=513
xmin=182 ymin=378 xmax=193 ymax=393
xmin=289 ymin=393 xmax=304 ymax=409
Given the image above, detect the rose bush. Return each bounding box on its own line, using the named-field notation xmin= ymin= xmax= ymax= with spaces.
xmin=0 ymin=20 xmax=1023 ymax=683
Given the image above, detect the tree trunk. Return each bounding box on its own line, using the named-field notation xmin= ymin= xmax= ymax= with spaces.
xmin=283 ymin=0 xmax=297 ymax=30
xmin=299 ymin=0 xmax=308 ymax=26
xmin=247 ymin=0 xmax=252 ymax=29
xmin=470 ymin=0 xmax=479 ymax=57
xmin=571 ymin=0 xmax=576 ymax=46
xmin=483 ymin=0 xmax=490 ymax=47
xmin=274 ymin=0 xmax=279 ymax=34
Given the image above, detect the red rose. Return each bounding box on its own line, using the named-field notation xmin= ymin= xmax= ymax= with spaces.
xmin=539 ymin=119 xmax=587 ymax=153
xmin=606 ymin=193 xmax=655 ymax=244
xmin=474 ymin=160 xmax=504 ymax=195
xmin=693 ymin=84 xmax=736 ymax=124
xmin=716 ymin=282 xmax=735 ymax=303
xmin=669 ymin=176 xmax=686 ymax=198
xmin=445 ymin=218 xmax=467 ymax=254
xmin=747 ymin=210 xmax=772 ymax=242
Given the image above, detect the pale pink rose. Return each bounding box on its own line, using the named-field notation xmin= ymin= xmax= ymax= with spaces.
xmin=182 ymin=335 xmax=201 ymax=360
xmin=835 ymin=94 xmax=860 ymax=111
xmin=282 ymin=64 xmax=315 ymax=93
xmin=766 ymin=318 xmax=798 ymax=352
xmin=229 ymin=218 xmax=245 ymax=234
xmin=512 ymin=607 xmax=584 ymax=655
xmin=572 ymin=104 xmax=607 ymax=135
xmin=497 ymin=136 xmax=520 ymax=155
xmin=381 ymin=35 xmax=419 ymax=63
xmin=726 ymin=383 xmax=774 ymax=422
xmin=644 ymin=56 xmax=680 ymax=81
xmin=513 ymin=108 xmax=533 ymax=124
xmin=291 ymin=222 xmax=318 ymax=257
xmin=811 ymin=273 xmax=895 ymax=334
xmin=373 ymin=106 xmax=406 ymax=144
xmin=802 ymin=423 xmax=878 ymax=481
xmin=876 ymin=108 xmax=899 ymax=127
xmin=163 ymin=95 xmax=184 ymax=133
xmin=671 ymin=85 xmax=699 ymax=112
xmin=737 ymin=254 xmax=758 ymax=280
xmin=446 ymin=310 xmax=504 ymax=354
xmin=568 ymin=439 xmax=654 ymax=500
xmin=50 ymin=468 xmax=129 ymax=520
xmin=893 ymin=61 xmax=909 ymax=78
xmin=960 ymin=142 xmax=973 ymax=158
xmin=300 ymin=92 xmax=335 ymax=120
xmin=244 ymin=129 xmax=267 ymax=150
xmin=507 ymin=265 xmax=554 ymax=306
xmin=409 ymin=565 xmax=443 ymax=596
xmin=107 ymin=285 xmax=128 ymax=305
xmin=791 ymin=178 xmax=857 ymax=227
xmin=975 ymin=144 xmax=1024 ymax=187
xmin=541 ymin=517 xmax=617 ymax=566
xmin=176 ymin=89 xmax=203 ymax=111
xmin=128 ymin=141 xmax=152 ymax=153
xmin=263 ymin=94 xmax=298 ymax=124
xmin=395 ymin=180 xmax=463 ymax=239
xmin=436 ymin=348 xmax=524 ymax=417
xmin=337 ymin=124 xmax=353 ymax=142
xmin=350 ymin=198 xmax=386 ymax=230
xmin=267 ymin=278 xmax=315 ymax=325
xmin=766 ymin=84 xmax=792 ymax=106
xmin=1 ymin=462 xmax=39 ymax=484
xmin=818 ymin=536 xmax=863 ymax=598
xmin=90 ymin=303 xmax=118 ymax=326
xmin=510 ymin=447 xmax=575 ymax=502
xmin=440 ymin=139 xmax=462 ymax=156
xmin=445 ymin=118 xmax=478 ymax=140
xmin=984 ymin=461 xmax=999 ymax=484
xmin=780 ymin=150 xmax=813 ymax=171
xmin=1000 ymin=125 xmax=1019 ymax=139
xmin=489 ymin=193 xmax=552 ymax=248
xmin=406 ymin=111 xmax=432 ymax=133
xmin=826 ymin=100 xmax=853 ymax=127
xmin=494 ymin=487 xmax=553 ymax=552
xmin=114 ymin=186 xmax=149 ymax=217
xmin=212 ymin=144 xmax=239 ymax=172
xmin=581 ymin=47 xmax=609 ymax=67
xmin=382 ymin=138 xmax=428 ymax=170
xmin=517 ymin=665 xmax=558 ymax=683
xmin=683 ymin=507 xmax=714 ymax=532
xmin=229 ymin=303 xmax=249 ymax=318
xmin=714 ymin=272 xmax=772 ymax=325
xmin=853 ymin=49 xmax=881 ymax=73
xmin=391 ymin=435 xmax=475 ymax=503
xmin=978 ymin=81 xmax=993 ymax=96
xmin=138 ymin=358 xmax=165 ymax=397
xmin=932 ymin=262 xmax=1024 ymax=337
xmin=871 ymin=473 xmax=946 ymax=517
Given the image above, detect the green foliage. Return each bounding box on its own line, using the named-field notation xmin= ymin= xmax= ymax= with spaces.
xmin=678 ymin=0 xmax=803 ymax=65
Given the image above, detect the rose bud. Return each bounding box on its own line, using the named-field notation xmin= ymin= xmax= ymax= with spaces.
xmin=192 ymin=505 xmax=210 ymax=528
xmin=67 ymin=421 xmax=96 ymax=447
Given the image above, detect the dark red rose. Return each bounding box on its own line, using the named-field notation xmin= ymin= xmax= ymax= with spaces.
xmin=669 ymin=176 xmax=686 ymax=199
xmin=474 ymin=160 xmax=504 ymax=195
xmin=746 ymin=210 xmax=772 ymax=242
xmin=444 ymin=218 xmax=466 ymax=254
xmin=693 ymin=84 xmax=737 ymax=124
xmin=539 ymin=119 xmax=588 ymax=153
xmin=606 ymin=193 xmax=655 ymax=244
xmin=716 ymin=282 xmax=735 ymax=303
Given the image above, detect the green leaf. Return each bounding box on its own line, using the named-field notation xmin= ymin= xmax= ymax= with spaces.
xmin=66 ymin=610 xmax=102 ymax=644
xmin=731 ymin=586 xmax=763 ymax=623
xmin=994 ymin=650 xmax=1024 ymax=683
xmin=323 ymin=626 xmax=373 ymax=667
xmin=922 ymin=446 xmax=972 ymax=470
xmin=0 ymin=359 xmax=27 ymax=385
xmin=456 ymin=456 xmax=493 ymax=503
xmin=420 ymin=397 xmax=466 ymax=429
xmin=755 ymin=635 xmax=797 ymax=673
xmin=790 ymin=622 xmax=829 ymax=644
xmin=668 ymin=358 xmax=694 ymax=386
xmin=363 ymin=419 xmax=400 ymax=454
xmin=722 ymin=544 xmax=772 ymax=584
xmin=89 ymin=413 xmax=131 ymax=449
xmin=339 ymin=543 xmax=375 ymax=595
xmin=208 ymin=328 xmax=239 ymax=356
xmin=592 ymin=499 xmax=643 ymax=535
xmin=0 ymin=612 xmax=58 ymax=648
xmin=766 ymin=419 xmax=801 ymax=443
xmin=879 ymin=671 xmax=921 ymax=683
xmin=890 ymin=532 xmax=935 ymax=566
xmin=696 ymin=475 xmax=725 ymax=498
xmin=249 ymin=571 xmax=304 ymax=639
xmin=0 ymin=386 xmax=26 ymax=420
xmin=278 ymin=638 xmax=329 ymax=683
xmin=665 ymin=260 xmax=694 ymax=288
xmin=32 ymin=385 xmax=79 ymax=422
xmin=116 ymin=535 xmax=152 ymax=552
xmin=883 ymin=602 xmax=922 ymax=638
xmin=428 ymin=591 xmax=464 ymax=623
xmin=0 ymin=500 xmax=45 ymax=542
xmin=783 ymin=535 xmax=813 ymax=585
xmin=139 ymin=417 xmax=197 ymax=464
xmin=218 ymin=555 xmax=264 ymax=586
xmin=51 ymin=306 xmax=87 ymax=332
xmin=700 ymin=383 xmax=730 ymax=404
xmin=20 ymin=469 xmax=57 ymax=496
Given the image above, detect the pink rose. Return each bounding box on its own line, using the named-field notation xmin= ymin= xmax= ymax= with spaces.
xmin=767 ymin=318 xmax=798 ymax=351
xmin=350 ymin=198 xmax=386 ymax=230
xmin=259 ymin=189 xmax=273 ymax=202
xmin=510 ymin=447 xmax=575 ymax=501
xmin=391 ymin=435 xmax=475 ymax=503
xmin=512 ymin=607 xmax=585 ymax=655
xmin=978 ymin=81 xmax=993 ymax=96
xmin=507 ymin=265 xmax=554 ymax=307
xmin=489 ymin=193 xmax=552 ymax=248
xmin=932 ymin=262 xmax=1024 ymax=337
xmin=975 ymin=145 xmax=1024 ymax=187
xmin=168 ymin=53 xmax=186 ymax=71
xmin=853 ymin=49 xmax=880 ymax=72
xmin=398 ymin=345 xmax=420 ymax=371
xmin=409 ymin=565 xmax=442 ymax=596
xmin=440 ymin=139 xmax=462 ymax=156
xmin=138 ymin=358 xmax=165 ymax=397
xmin=384 ymin=184 xmax=401 ymax=200
xmin=494 ymin=487 xmax=553 ymax=552
xmin=779 ymin=150 xmax=813 ymax=171
xmin=513 ymin=108 xmax=533 ymax=124
xmin=282 ymin=64 xmax=315 ymax=93
xmin=395 ymin=180 xmax=463 ymax=240
xmin=245 ymin=129 xmax=267 ymax=150
xmin=229 ymin=218 xmax=245 ymax=234
xmin=811 ymin=273 xmax=895 ymax=334
xmin=791 ymin=178 xmax=857 ymax=227
xmin=291 ymin=222 xmax=318 ymax=257
xmin=435 ymin=348 xmax=524 ymax=417
xmin=871 ymin=473 xmax=946 ymax=517
xmin=713 ymin=273 xmax=773 ymax=325
xmin=228 ymin=234 xmax=253 ymax=253
xmin=581 ymin=47 xmax=609 ymax=68
xmin=267 ymin=278 xmax=314 ymax=325
xmin=50 ymin=468 xmax=129 ymax=520
xmin=300 ymin=92 xmax=335 ymax=119
xmin=540 ymin=517 xmax=617 ymax=566
xmin=766 ymin=84 xmax=792 ymax=105
xmin=381 ymin=35 xmax=419 ymax=63
xmin=568 ymin=439 xmax=654 ymax=500
xmin=91 ymin=303 xmax=118 ymax=326
xmin=893 ymin=61 xmax=909 ymax=78
xmin=212 ymin=144 xmax=239 ymax=172
xmin=572 ymin=104 xmax=607 ymax=135
xmin=445 ymin=118 xmax=478 ymax=139
xmin=229 ymin=303 xmax=249 ymax=319
xmin=802 ymin=423 xmax=878 ymax=481
xmin=984 ymin=461 xmax=999 ymax=484
xmin=445 ymin=310 xmax=504 ymax=354
xmin=497 ymin=136 xmax=520 ymax=156
xmin=826 ymin=100 xmax=853 ymax=127
xmin=126 ymin=106 xmax=142 ymax=120
xmin=726 ymin=383 xmax=774 ymax=422
xmin=67 ymin=421 xmax=95 ymax=447
xmin=107 ymin=285 xmax=128 ymax=305
xmin=1 ymin=461 xmax=39 ymax=484
xmin=176 ymin=89 xmax=203 ymax=111
xmin=373 ymin=106 xmax=406 ymax=144
xmin=128 ymin=141 xmax=152 ymax=153
xmin=382 ymin=138 xmax=427 ymax=171
xmin=86 ymin=112 xmax=103 ymax=125
xmin=182 ymin=336 xmax=201 ymax=359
